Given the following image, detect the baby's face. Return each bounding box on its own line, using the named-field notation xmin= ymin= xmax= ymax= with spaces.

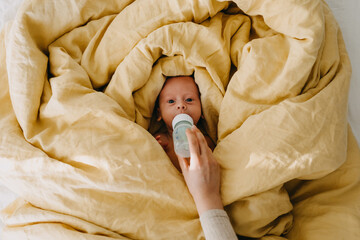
xmin=158 ymin=76 xmax=202 ymax=131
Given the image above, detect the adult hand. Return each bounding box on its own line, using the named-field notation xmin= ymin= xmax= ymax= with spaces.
xmin=177 ymin=125 xmax=223 ymax=216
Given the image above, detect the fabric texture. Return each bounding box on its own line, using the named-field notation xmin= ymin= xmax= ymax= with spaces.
xmin=200 ymin=209 xmax=237 ymax=240
xmin=0 ymin=0 xmax=359 ymax=239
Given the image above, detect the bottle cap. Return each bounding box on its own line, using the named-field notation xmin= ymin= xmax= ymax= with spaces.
xmin=172 ymin=113 xmax=194 ymax=129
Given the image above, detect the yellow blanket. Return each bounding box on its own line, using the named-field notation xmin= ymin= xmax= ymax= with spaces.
xmin=0 ymin=0 xmax=359 ymax=239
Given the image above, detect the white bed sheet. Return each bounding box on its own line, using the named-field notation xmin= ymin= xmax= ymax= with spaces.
xmin=0 ymin=0 xmax=359 ymax=238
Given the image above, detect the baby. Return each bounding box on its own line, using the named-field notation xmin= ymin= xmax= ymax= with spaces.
xmin=154 ymin=76 xmax=215 ymax=171
xmin=154 ymin=76 xmax=236 ymax=238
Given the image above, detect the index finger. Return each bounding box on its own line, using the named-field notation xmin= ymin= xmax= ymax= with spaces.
xmin=192 ymin=126 xmax=210 ymax=156
xmin=185 ymin=127 xmax=201 ymax=164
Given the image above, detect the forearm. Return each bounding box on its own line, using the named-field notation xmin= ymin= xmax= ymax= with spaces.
xmin=177 ymin=126 xmax=237 ymax=238
xmin=200 ymin=209 xmax=238 ymax=240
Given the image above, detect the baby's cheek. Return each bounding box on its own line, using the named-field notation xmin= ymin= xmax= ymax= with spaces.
xmin=163 ymin=116 xmax=174 ymax=128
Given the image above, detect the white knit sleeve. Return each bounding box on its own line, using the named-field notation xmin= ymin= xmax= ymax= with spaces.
xmin=199 ymin=209 xmax=238 ymax=240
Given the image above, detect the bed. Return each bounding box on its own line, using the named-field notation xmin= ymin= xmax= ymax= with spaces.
xmin=0 ymin=0 xmax=359 ymax=239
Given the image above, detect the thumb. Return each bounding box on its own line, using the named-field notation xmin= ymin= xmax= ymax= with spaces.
xmin=177 ymin=154 xmax=189 ymax=173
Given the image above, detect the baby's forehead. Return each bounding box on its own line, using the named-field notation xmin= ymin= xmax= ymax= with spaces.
xmin=165 ymin=76 xmax=194 ymax=84
xmin=161 ymin=76 xmax=199 ymax=93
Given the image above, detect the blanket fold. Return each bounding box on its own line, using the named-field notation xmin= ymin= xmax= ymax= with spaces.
xmin=0 ymin=0 xmax=359 ymax=239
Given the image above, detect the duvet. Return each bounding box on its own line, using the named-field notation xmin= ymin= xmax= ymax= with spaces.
xmin=0 ymin=0 xmax=359 ymax=239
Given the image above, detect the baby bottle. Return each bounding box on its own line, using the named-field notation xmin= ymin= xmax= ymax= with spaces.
xmin=172 ymin=113 xmax=194 ymax=158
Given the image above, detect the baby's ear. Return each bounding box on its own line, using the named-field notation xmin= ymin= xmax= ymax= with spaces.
xmin=156 ymin=107 xmax=162 ymax=121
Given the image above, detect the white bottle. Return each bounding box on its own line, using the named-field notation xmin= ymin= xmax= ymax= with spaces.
xmin=172 ymin=113 xmax=194 ymax=158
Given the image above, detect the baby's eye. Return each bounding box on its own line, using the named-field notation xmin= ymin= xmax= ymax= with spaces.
xmin=185 ymin=98 xmax=193 ymax=102
xmin=167 ymin=99 xmax=175 ymax=104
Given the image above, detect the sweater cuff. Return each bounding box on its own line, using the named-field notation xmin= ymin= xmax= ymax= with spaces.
xmin=199 ymin=209 xmax=238 ymax=240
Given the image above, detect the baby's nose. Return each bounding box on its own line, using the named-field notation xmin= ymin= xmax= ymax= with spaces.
xmin=177 ymin=103 xmax=186 ymax=110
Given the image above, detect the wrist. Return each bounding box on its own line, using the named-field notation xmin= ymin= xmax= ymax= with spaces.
xmin=194 ymin=193 xmax=223 ymax=216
